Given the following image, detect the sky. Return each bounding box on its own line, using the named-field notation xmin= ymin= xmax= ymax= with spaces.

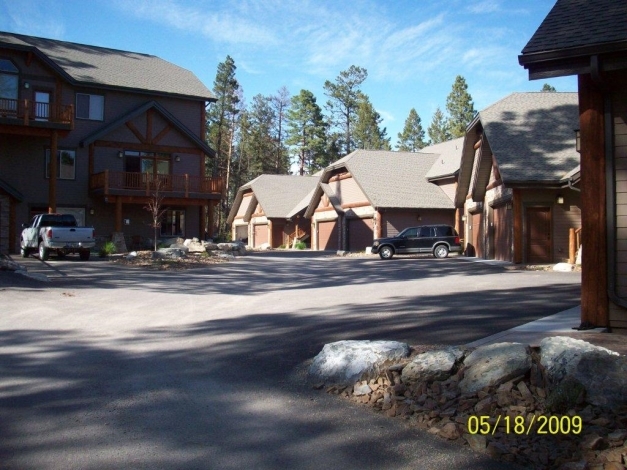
xmin=0 ymin=0 xmax=576 ymax=144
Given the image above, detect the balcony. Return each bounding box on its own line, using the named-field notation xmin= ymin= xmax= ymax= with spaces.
xmin=0 ymin=98 xmax=74 ymax=131
xmin=90 ymin=171 xmax=223 ymax=200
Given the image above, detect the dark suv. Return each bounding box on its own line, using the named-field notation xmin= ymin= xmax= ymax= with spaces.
xmin=371 ymin=224 xmax=462 ymax=259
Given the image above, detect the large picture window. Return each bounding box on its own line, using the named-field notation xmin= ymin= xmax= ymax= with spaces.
xmin=45 ymin=149 xmax=76 ymax=180
xmin=0 ymin=58 xmax=19 ymax=114
xmin=76 ymin=93 xmax=104 ymax=120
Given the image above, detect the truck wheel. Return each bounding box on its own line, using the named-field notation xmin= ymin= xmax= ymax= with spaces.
xmin=433 ymin=244 xmax=449 ymax=259
xmin=79 ymin=250 xmax=90 ymax=261
xmin=38 ymin=242 xmax=49 ymax=261
xmin=379 ymin=245 xmax=394 ymax=260
xmin=20 ymin=242 xmax=30 ymax=258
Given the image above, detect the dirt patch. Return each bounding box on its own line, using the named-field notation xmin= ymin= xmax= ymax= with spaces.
xmin=107 ymin=251 xmax=227 ymax=270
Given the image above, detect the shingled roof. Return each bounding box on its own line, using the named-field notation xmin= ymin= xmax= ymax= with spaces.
xmin=424 ymin=137 xmax=464 ymax=180
xmin=519 ymin=0 xmax=627 ymax=79
xmin=227 ymin=175 xmax=320 ymax=224
xmin=0 ymin=31 xmax=214 ymax=101
xmin=455 ymin=92 xmax=579 ymax=206
xmin=304 ymin=150 xmax=455 ymax=218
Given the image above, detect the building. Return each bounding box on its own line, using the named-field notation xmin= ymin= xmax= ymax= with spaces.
xmin=0 ymin=31 xmax=220 ymax=254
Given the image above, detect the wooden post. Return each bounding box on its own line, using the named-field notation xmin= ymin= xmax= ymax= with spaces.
xmin=513 ymin=189 xmax=522 ymax=263
xmin=569 ymin=227 xmax=576 ymax=264
xmin=200 ymin=204 xmax=207 ymax=239
xmin=48 ymin=130 xmax=58 ymax=213
xmin=579 ymin=73 xmax=608 ymax=327
xmin=115 ymin=197 xmax=122 ymax=232
xmin=374 ymin=209 xmax=382 ymax=239
xmin=208 ymin=200 xmax=215 ymax=239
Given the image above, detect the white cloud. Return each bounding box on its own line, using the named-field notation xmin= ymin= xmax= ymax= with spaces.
xmin=467 ymin=0 xmax=502 ymax=14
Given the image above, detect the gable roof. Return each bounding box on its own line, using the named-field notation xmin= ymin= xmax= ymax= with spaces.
xmin=79 ymin=100 xmax=215 ymax=157
xmin=518 ymin=0 xmax=627 ymax=79
xmin=305 ymin=150 xmax=455 ymax=218
xmin=227 ymin=174 xmax=320 ymax=224
xmin=423 ymin=137 xmax=464 ymax=180
xmin=0 ymin=31 xmax=214 ymax=101
xmin=455 ymin=92 xmax=579 ymax=206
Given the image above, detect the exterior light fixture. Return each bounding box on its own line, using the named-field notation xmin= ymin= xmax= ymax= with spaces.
xmin=24 ymin=82 xmax=30 ymax=89
xmin=175 ymin=155 xmax=181 ymax=162
xmin=117 ymin=151 xmax=123 ymax=158
xmin=556 ymin=195 xmax=565 ymax=205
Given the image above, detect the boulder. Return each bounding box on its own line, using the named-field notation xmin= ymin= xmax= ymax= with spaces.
xmin=155 ymin=247 xmax=188 ymax=259
xmin=540 ymin=336 xmax=618 ymax=385
xmin=184 ymin=238 xmax=207 ymax=253
xmin=308 ymin=340 xmax=410 ymax=386
xmin=459 ymin=342 xmax=531 ymax=394
xmin=572 ymin=351 xmax=627 ymax=408
xmin=553 ymin=263 xmax=574 ymax=272
xmin=401 ymin=347 xmax=465 ymax=384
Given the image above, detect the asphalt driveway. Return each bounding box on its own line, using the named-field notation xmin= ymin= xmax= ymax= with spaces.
xmin=0 ymin=252 xmax=580 ymax=469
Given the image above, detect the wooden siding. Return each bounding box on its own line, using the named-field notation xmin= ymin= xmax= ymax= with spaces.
xmin=328 ymin=176 xmax=368 ymax=207
xmin=492 ymin=204 xmax=513 ymax=262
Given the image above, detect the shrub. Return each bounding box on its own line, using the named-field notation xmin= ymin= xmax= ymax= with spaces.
xmin=294 ymin=241 xmax=306 ymax=250
xmin=99 ymin=241 xmax=116 ymax=258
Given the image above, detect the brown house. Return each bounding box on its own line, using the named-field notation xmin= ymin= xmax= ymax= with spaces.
xmin=304 ymin=148 xmax=462 ymax=251
xmin=227 ymin=174 xmax=320 ymax=248
xmin=454 ymin=92 xmax=582 ymax=263
xmin=518 ymin=0 xmax=627 ymax=330
xmin=0 ymin=32 xmax=220 ymax=254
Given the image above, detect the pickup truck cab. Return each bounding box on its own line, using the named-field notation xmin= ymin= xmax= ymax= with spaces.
xmin=20 ymin=213 xmax=95 ymax=261
xmin=371 ymin=224 xmax=462 ymax=260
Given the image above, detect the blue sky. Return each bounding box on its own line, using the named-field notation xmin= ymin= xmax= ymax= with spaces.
xmin=0 ymin=0 xmax=575 ymax=143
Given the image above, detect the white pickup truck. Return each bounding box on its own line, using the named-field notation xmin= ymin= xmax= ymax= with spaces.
xmin=20 ymin=213 xmax=95 ymax=261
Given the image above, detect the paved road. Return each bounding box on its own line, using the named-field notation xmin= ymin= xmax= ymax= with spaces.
xmin=0 ymin=252 xmax=580 ymax=469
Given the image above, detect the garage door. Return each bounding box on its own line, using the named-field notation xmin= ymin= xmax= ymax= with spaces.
xmin=235 ymin=225 xmax=248 ymax=243
xmin=253 ymin=224 xmax=268 ymax=247
xmin=493 ymin=205 xmax=512 ymax=261
xmin=318 ymin=220 xmax=338 ymax=250
xmin=348 ymin=218 xmax=373 ymax=252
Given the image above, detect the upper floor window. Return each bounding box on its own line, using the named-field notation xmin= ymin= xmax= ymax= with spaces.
xmin=76 ymin=93 xmax=104 ymax=120
xmin=45 ymin=149 xmax=76 ymax=180
xmin=0 ymin=58 xmax=19 ymax=108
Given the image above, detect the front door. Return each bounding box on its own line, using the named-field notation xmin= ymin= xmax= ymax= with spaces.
xmin=526 ymin=206 xmax=551 ymax=263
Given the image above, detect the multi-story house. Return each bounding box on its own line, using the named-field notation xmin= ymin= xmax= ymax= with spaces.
xmin=0 ymin=32 xmax=220 ymax=254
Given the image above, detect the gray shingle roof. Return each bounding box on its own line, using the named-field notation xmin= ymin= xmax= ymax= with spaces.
xmin=521 ymin=0 xmax=627 ymax=55
xmin=228 ymin=175 xmax=320 ymax=223
xmin=423 ymin=137 xmax=464 ymax=180
xmin=479 ymin=92 xmax=580 ymax=182
xmin=306 ymin=150 xmax=455 ymax=216
xmin=0 ymin=31 xmax=214 ymax=100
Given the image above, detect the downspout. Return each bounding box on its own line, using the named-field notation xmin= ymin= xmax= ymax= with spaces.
xmin=594 ymin=58 xmax=627 ymax=312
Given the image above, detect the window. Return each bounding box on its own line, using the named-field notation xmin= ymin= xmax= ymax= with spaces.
xmin=161 ymin=210 xmax=185 ymax=237
xmin=0 ymin=58 xmax=18 ymax=113
xmin=76 ymin=93 xmax=104 ymax=120
xmin=45 ymin=149 xmax=76 ymax=180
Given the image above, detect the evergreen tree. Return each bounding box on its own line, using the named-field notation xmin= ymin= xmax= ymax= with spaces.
xmin=396 ymin=108 xmax=427 ymax=151
xmin=246 ymin=94 xmax=278 ymax=177
xmin=541 ymin=83 xmax=557 ymax=92
xmin=286 ymin=89 xmax=328 ymax=175
xmin=323 ymin=65 xmax=368 ymax=156
xmin=270 ymin=86 xmax=291 ymax=174
xmin=353 ymin=95 xmax=390 ymax=150
xmin=428 ymin=107 xmax=451 ymax=144
xmin=445 ymin=75 xmax=476 ymax=138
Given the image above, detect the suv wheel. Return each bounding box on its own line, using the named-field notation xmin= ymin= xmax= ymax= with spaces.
xmin=433 ymin=244 xmax=449 ymax=259
xmin=379 ymin=245 xmax=394 ymax=260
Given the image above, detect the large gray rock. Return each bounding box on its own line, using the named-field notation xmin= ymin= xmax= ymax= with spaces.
xmin=184 ymin=238 xmax=207 ymax=253
xmin=540 ymin=336 xmax=618 ymax=385
xmin=575 ymin=352 xmax=627 ymax=408
xmin=401 ymin=347 xmax=465 ymax=384
xmin=459 ymin=342 xmax=531 ymax=394
xmin=155 ymin=246 xmax=188 ymax=259
xmin=308 ymin=340 xmax=410 ymax=386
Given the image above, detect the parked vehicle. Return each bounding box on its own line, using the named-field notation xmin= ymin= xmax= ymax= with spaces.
xmin=371 ymin=224 xmax=462 ymax=260
xmin=20 ymin=214 xmax=95 ymax=261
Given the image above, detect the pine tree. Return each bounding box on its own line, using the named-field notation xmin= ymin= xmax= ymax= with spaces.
xmin=323 ymin=65 xmax=368 ymax=156
xmin=353 ymin=95 xmax=390 ymax=150
xmin=396 ymin=108 xmax=427 ymax=151
xmin=286 ymin=89 xmax=328 ymax=175
xmin=445 ymin=75 xmax=476 ymax=138
xmin=541 ymin=83 xmax=557 ymax=92
xmin=428 ymin=107 xmax=451 ymax=144
xmin=270 ymin=86 xmax=291 ymax=174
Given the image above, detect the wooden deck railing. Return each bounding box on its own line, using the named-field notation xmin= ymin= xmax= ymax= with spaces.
xmin=90 ymin=171 xmax=223 ymax=197
xmin=0 ymin=98 xmax=74 ymax=127
xmin=569 ymin=227 xmax=582 ymax=264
